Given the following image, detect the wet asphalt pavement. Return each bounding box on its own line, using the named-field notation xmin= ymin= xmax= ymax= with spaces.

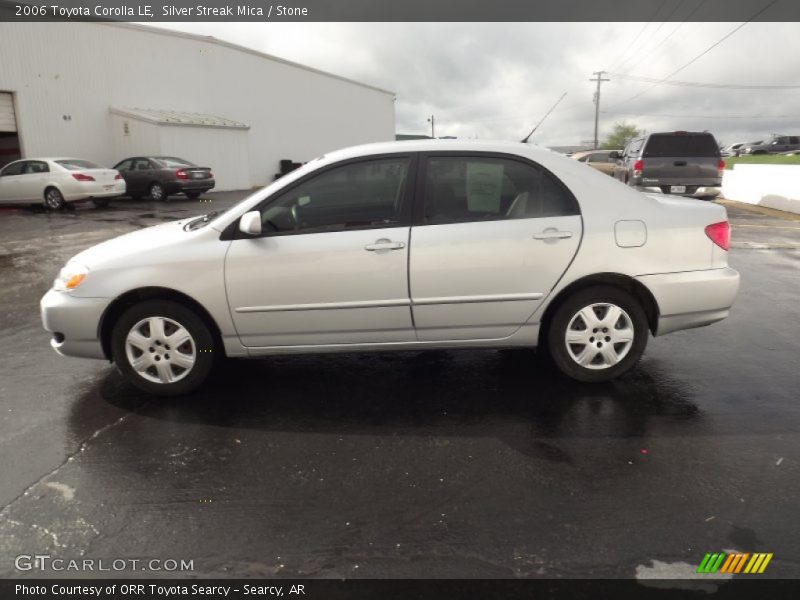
xmin=0 ymin=192 xmax=798 ymax=580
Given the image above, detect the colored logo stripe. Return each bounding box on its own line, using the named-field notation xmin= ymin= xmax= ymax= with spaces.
xmin=697 ymin=552 xmax=773 ymax=574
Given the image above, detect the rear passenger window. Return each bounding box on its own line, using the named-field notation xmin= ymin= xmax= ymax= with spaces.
xmin=643 ymin=134 xmax=720 ymax=157
xmin=423 ymin=157 xmax=579 ymax=225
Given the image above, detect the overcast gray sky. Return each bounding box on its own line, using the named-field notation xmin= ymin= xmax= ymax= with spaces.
xmin=151 ymin=22 xmax=800 ymax=147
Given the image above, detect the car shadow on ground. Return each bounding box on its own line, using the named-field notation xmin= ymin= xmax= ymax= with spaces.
xmin=68 ymin=349 xmax=702 ymax=461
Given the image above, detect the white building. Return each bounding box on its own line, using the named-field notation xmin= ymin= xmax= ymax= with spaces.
xmin=0 ymin=22 xmax=396 ymax=190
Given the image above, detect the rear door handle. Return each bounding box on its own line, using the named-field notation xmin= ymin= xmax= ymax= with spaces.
xmin=533 ymin=230 xmax=572 ymax=240
xmin=364 ymin=239 xmax=406 ymax=251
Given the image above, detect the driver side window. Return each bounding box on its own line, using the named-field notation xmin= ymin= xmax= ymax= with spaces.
xmin=257 ymin=157 xmax=410 ymax=235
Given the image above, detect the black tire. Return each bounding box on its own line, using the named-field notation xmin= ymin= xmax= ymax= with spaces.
xmin=547 ymin=286 xmax=648 ymax=383
xmin=92 ymin=198 xmax=110 ymax=208
xmin=111 ymin=300 xmax=216 ymax=396
xmin=185 ymin=191 xmax=202 ymax=200
xmin=149 ymin=182 xmax=167 ymax=201
xmin=43 ymin=187 xmax=66 ymax=210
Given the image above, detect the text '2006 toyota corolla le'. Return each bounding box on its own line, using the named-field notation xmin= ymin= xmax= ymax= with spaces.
xmin=41 ymin=140 xmax=739 ymax=396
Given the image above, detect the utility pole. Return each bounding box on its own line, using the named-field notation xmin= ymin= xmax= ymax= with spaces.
xmin=590 ymin=71 xmax=610 ymax=149
xmin=427 ymin=115 xmax=435 ymax=138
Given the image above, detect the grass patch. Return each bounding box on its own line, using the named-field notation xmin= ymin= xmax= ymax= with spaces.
xmin=723 ymin=155 xmax=800 ymax=169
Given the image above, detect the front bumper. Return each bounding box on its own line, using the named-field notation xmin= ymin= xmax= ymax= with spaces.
xmin=637 ymin=267 xmax=740 ymax=336
xmin=635 ymin=185 xmax=721 ymax=199
xmin=40 ymin=289 xmax=109 ymax=359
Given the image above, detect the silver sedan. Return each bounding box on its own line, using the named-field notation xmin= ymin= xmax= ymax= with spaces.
xmin=41 ymin=140 xmax=739 ymax=395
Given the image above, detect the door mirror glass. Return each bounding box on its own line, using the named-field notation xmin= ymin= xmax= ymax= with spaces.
xmin=239 ymin=211 xmax=262 ymax=236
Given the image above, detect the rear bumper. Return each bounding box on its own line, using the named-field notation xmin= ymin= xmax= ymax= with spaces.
xmin=166 ymin=180 xmax=216 ymax=194
xmin=64 ymin=180 xmax=126 ymax=201
xmin=635 ymin=185 xmax=721 ymax=198
xmin=637 ymin=267 xmax=740 ymax=336
xmin=40 ymin=289 xmax=109 ymax=359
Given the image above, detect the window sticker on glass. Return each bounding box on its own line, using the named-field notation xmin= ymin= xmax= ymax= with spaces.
xmin=466 ymin=162 xmax=504 ymax=212
xmin=298 ymin=195 xmax=311 ymax=206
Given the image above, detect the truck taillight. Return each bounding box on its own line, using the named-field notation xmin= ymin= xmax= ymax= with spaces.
xmin=175 ymin=169 xmax=188 ymax=179
xmin=705 ymin=221 xmax=730 ymax=251
xmin=718 ymin=159 xmax=725 ymax=177
xmin=633 ymin=159 xmax=644 ymax=177
xmin=71 ymin=173 xmax=95 ymax=182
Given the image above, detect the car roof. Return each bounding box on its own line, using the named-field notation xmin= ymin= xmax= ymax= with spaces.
xmin=317 ymin=139 xmax=563 ymax=163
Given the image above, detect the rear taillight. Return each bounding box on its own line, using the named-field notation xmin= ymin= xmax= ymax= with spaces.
xmin=718 ymin=159 xmax=725 ymax=177
xmin=72 ymin=173 xmax=95 ymax=182
xmin=208 ymin=172 xmax=214 ymax=179
xmin=114 ymin=173 xmax=123 ymax=180
xmin=633 ymin=159 xmax=644 ymax=177
xmin=705 ymin=221 xmax=730 ymax=251
xmin=175 ymin=169 xmax=188 ymax=179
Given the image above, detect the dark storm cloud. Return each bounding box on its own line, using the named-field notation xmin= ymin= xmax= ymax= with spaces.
xmin=152 ymin=22 xmax=800 ymax=146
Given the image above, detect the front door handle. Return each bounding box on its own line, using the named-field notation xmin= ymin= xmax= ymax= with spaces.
xmin=533 ymin=230 xmax=573 ymax=240
xmin=364 ymin=239 xmax=406 ymax=251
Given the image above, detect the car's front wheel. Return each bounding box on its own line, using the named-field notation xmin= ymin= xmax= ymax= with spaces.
xmin=547 ymin=286 xmax=648 ymax=382
xmin=111 ymin=300 xmax=216 ymax=396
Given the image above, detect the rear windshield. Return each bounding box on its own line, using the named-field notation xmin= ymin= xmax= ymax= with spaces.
xmin=57 ymin=159 xmax=102 ymax=170
xmin=155 ymin=157 xmax=195 ymax=168
xmin=643 ymin=134 xmax=720 ymax=158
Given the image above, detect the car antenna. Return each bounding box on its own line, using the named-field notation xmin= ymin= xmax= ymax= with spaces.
xmin=521 ymin=92 xmax=568 ymax=143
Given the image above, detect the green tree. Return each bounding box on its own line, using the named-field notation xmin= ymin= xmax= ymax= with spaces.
xmin=601 ymin=122 xmax=641 ymax=150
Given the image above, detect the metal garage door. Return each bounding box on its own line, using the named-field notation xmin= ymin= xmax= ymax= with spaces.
xmin=0 ymin=93 xmax=17 ymax=132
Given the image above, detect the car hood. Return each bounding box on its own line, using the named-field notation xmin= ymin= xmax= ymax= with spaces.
xmin=70 ymin=219 xmax=192 ymax=268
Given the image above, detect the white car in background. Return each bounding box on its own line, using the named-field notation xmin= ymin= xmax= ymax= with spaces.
xmin=0 ymin=158 xmax=126 ymax=209
xmin=41 ymin=140 xmax=740 ymax=396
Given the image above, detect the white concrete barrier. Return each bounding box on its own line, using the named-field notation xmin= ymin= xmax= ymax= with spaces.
xmin=722 ymin=164 xmax=800 ymax=215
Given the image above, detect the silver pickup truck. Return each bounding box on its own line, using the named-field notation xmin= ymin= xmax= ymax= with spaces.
xmin=611 ymin=131 xmax=724 ymax=200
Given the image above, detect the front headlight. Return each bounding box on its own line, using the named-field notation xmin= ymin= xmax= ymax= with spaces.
xmin=53 ymin=263 xmax=89 ymax=292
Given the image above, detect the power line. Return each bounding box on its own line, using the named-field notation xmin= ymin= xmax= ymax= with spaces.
xmin=615 ymin=0 xmax=708 ymax=75
xmin=605 ymin=0 xmax=780 ymax=110
xmin=608 ymin=72 xmax=800 ymax=90
xmin=613 ymin=0 xmax=690 ymax=74
xmin=604 ymin=0 xmax=668 ymax=72
xmin=601 ymin=110 xmax=796 ymax=120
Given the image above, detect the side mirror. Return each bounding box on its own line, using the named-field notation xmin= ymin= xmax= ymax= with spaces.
xmin=608 ymin=151 xmax=620 ymax=160
xmin=239 ymin=211 xmax=262 ymax=236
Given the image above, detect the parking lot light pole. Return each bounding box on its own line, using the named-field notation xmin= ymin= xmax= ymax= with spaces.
xmin=428 ymin=115 xmax=435 ymax=138
xmin=590 ymin=71 xmax=610 ymax=149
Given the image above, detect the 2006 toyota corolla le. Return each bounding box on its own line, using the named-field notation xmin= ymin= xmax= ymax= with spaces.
xmin=41 ymin=140 xmax=740 ymax=396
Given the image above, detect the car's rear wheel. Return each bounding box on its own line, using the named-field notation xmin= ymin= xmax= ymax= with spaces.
xmin=111 ymin=300 xmax=215 ymax=396
xmin=44 ymin=187 xmax=65 ymax=210
xmin=547 ymin=286 xmax=648 ymax=382
xmin=149 ymin=182 xmax=166 ymax=201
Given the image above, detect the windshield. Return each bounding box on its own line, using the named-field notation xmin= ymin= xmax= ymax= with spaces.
xmin=57 ymin=159 xmax=102 ymax=170
xmin=155 ymin=157 xmax=196 ymax=168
